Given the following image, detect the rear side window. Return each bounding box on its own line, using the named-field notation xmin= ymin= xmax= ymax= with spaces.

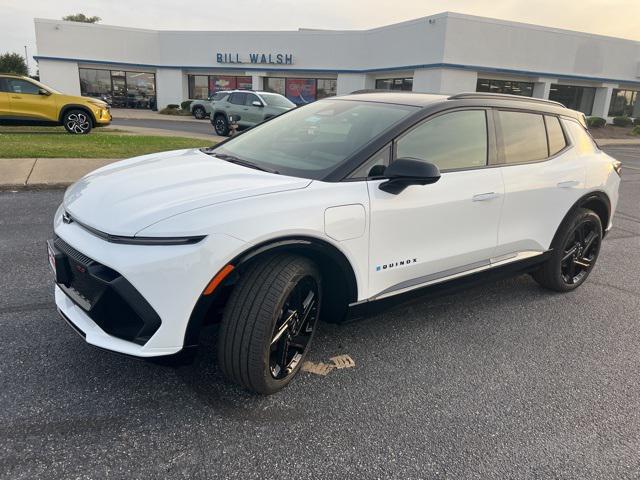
xmin=564 ymin=119 xmax=598 ymax=154
xmin=545 ymin=115 xmax=567 ymax=156
xmin=0 ymin=78 xmax=7 ymax=92
xmin=497 ymin=111 xmax=548 ymax=164
xmin=396 ymin=110 xmax=488 ymax=171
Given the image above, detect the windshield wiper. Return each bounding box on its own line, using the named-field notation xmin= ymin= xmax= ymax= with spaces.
xmin=209 ymin=152 xmax=279 ymax=174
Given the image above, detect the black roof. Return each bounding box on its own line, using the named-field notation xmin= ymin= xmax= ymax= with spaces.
xmin=336 ymin=91 xmax=578 ymax=118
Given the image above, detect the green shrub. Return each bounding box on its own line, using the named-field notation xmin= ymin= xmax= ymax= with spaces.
xmin=586 ymin=116 xmax=606 ymax=128
xmin=166 ymin=104 xmax=180 ymax=109
xmin=631 ymin=125 xmax=640 ymax=136
xmin=634 ymin=118 xmax=640 ymax=126
xmin=181 ymin=100 xmax=193 ymax=110
xmin=159 ymin=107 xmax=183 ymax=115
xmin=613 ymin=116 xmax=633 ymax=127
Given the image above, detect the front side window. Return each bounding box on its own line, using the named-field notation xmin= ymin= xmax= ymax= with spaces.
xmin=6 ymin=78 xmax=40 ymax=95
xmin=349 ymin=145 xmax=391 ymax=179
xmin=497 ymin=111 xmax=548 ymax=164
xmin=259 ymin=93 xmax=295 ymax=108
xmin=245 ymin=93 xmax=260 ymax=106
xmin=396 ymin=110 xmax=488 ymax=171
xmin=213 ymin=99 xmax=417 ymax=179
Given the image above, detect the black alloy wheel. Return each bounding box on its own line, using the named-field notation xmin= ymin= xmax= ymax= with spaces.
xmin=213 ymin=114 xmax=229 ymax=136
xmin=269 ymin=276 xmax=319 ymax=379
xmin=560 ymin=217 xmax=601 ymax=285
xmin=193 ymin=106 xmax=206 ymax=119
xmin=218 ymin=254 xmax=322 ymax=394
xmin=532 ymin=208 xmax=602 ymax=292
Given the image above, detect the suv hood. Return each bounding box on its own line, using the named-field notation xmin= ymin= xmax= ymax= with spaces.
xmin=63 ymin=149 xmax=311 ymax=236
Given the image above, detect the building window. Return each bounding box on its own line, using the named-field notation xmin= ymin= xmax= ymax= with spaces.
xmin=549 ymin=85 xmax=596 ymax=115
xmin=188 ymin=75 xmax=252 ymax=99
xmin=317 ymin=79 xmax=337 ymax=99
xmin=476 ymin=78 xmax=534 ymax=97
xmin=608 ymin=89 xmax=639 ymax=117
xmin=264 ymin=77 xmax=337 ymax=104
xmin=375 ymin=78 xmax=413 ymax=91
xmin=79 ymin=68 xmax=156 ymax=109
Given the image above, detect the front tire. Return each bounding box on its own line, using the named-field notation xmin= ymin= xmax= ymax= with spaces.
xmin=532 ymin=208 xmax=602 ymax=292
xmin=218 ymin=254 xmax=322 ymax=394
xmin=212 ymin=114 xmax=229 ymax=136
xmin=193 ymin=106 xmax=206 ymax=119
xmin=63 ymin=109 xmax=93 ymax=134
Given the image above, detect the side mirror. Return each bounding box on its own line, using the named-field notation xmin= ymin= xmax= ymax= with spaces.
xmin=252 ymin=100 xmax=263 ymax=107
xmin=39 ymin=88 xmax=51 ymax=96
xmin=379 ymin=158 xmax=441 ymax=194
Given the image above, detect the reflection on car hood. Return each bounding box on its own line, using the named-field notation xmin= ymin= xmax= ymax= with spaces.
xmin=63 ymin=149 xmax=311 ymax=236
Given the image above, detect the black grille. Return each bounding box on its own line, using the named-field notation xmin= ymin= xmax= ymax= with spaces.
xmin=53 ymin=235 xmax=161 ymax=345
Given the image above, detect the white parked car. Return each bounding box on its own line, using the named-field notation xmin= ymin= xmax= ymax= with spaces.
xmin=49 ymin=92 xmax=621 ymax=394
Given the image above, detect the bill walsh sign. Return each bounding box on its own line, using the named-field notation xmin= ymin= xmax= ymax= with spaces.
xmin=216 ymin=53 xmax=293 ymax=65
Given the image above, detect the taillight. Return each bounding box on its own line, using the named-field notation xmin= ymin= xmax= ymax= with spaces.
xmin=613 ymin=159 xmax=622 ymax=177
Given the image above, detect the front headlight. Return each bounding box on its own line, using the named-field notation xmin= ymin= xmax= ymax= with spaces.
xmin=88 ymin=99 xmax=107 ymax=109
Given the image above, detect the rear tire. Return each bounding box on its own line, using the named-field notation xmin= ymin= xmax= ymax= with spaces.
xmin=218 ymin=254 xmax=322 ymax=395
xmin=63 ymin=109 xmax=92 ymax=134
xmin=212 ymin=114 xmax=229 ymax=136
xmin=193 ymin=106 xmax=206 ymax=119
xmin=532 ymin=208 xmax=602 ymax=292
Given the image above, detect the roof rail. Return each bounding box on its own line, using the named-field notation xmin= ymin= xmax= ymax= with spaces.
xmin=448 ymin=92 xmax=565 ymax=108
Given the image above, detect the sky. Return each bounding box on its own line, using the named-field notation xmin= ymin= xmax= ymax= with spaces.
xmin=2 ymin=0 xmax=639 ymax=75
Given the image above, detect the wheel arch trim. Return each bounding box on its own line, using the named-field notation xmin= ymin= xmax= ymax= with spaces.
xmin=58 ymin=104 xmax=96 ymax=125
xmin=551 ymin=190 xmax=611 ymax=248
xmin=182 ymin=235 xmax=360 ymax=347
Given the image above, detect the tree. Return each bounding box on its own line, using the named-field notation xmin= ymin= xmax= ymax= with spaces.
xmin=0 ymin=52 xmax=28 ymax=76
xmin=62 ymin=13 xmax=101 ymax=23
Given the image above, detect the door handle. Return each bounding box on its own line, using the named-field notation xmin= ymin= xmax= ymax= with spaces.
xmin=472 ymin=192 xmax=500 ymax=202
xmin=557 ymin=180 xmax=579 ymax=188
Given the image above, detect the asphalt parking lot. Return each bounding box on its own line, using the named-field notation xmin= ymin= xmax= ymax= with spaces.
xmin=1 ymin=145 xmax=639 ymax=479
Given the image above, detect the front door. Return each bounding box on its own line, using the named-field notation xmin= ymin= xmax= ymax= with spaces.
xmin=367 ymin=109 xmax=504 ymax=299
xmin=242 ymin=93 xmax=265 ymax=125
xmin=5 ymin=78 xmax=58 ymax=121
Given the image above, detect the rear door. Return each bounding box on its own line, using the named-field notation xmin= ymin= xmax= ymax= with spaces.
xmin=6 ymin=78 xmax=58 ymax=121
xmin=366 ymin=109 xmax=505 ymax=299
xmin=494 ymin=110 xmax=587 ymax=257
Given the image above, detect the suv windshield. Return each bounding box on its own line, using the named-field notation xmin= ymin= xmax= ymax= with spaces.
xmin=259 ymin=93 xmax=295 ymax=108
xmin=212 ymin=99 xmax=417 ymax=179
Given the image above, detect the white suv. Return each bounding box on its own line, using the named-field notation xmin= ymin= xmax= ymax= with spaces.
xmin=49 ymin=92 xmax=621 ymax=394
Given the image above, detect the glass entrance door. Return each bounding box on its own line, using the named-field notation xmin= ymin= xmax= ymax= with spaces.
xmin=111 ymin=75 xmax=127 ymax=108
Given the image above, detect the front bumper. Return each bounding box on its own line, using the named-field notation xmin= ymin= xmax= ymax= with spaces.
xmin=52 ymin=208 xmax=246 ymax=357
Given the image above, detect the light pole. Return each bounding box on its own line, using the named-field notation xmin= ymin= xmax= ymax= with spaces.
xmin=24 ymin=45 xmax=29 ymax=76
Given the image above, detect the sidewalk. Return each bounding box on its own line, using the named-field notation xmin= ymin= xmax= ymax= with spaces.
xmin=0 ymin=158 xmax=116 ymax=189
xmin=111 ymin=108 xmax=203 ymax=123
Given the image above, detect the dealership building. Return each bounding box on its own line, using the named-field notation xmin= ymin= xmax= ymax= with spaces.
xmin=34 ymin=12 xmax=640 ymax=120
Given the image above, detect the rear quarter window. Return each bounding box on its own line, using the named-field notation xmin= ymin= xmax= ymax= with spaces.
xmin=564 ymin=119 xmax=599 ymax=154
